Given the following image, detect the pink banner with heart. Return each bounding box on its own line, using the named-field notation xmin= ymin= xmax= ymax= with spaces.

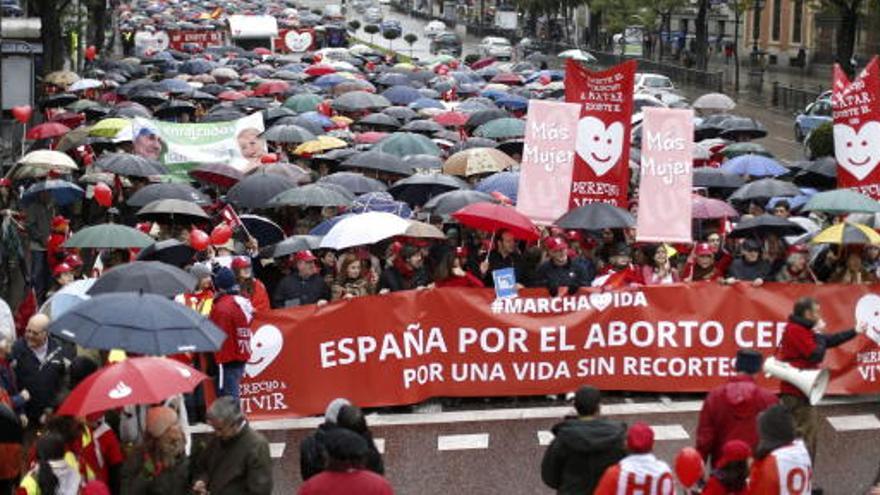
xmin=515 ymin=100 xmax=581 ymax=225
xmin=636 ymin=107 xmax=694 ymax=243
xmin=832 ymin=56 xmax=880 ymax=198
xmin=564 ymin=59 xmax=636 ymax=208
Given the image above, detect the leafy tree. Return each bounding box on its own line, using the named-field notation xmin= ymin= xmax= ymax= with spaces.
xmin=34 ymin=0 xmax=71 ymax=73
xmin=807 ymin=122 xmax=834 ymax=159
xmin=404 ymin=33 xmax=418 ymax=57
xmin=364 ymin=24 xmax=380 ymax=43
xmin=383 ymin=29 xmax=401 ymax=50
xmin=348 ymin=20 xmax=361 ymax=32
xmin=813 ymin=0 xmax=864 ymax=78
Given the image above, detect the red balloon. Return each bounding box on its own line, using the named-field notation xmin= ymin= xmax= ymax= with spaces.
xmin=539 ymin=74 xmax=551 ymax=85
xmin=11 ymin=105 xmax=32 ymax=124
xmin=190 ymin=228 xmax=210 ymax=251
xmin=85 ymin=45 xmax=97 ymax=61
xmin=93 ymin=182 xmax=112 ymax=207
xmin=260 ymin=153 xmax=278 ymax=164
xmin=210 ymin=223 xmax=233 ymax=246
xmin=674 ymin=447 xmax=705 ymax=488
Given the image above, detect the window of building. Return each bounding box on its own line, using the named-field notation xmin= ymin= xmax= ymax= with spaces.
xmin=771 ymin=0 xmax=782 ymax=41
xmin=792 ymin=0 xmax=803 ymax=44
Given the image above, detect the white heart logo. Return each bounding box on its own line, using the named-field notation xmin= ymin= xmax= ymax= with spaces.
xmin=834 ymin=122 xmax=880 ymax=181
xmin=575 ymin=117 xmax=624 ymax=177
xmin=855 ymin=294 xmax=880 ymax=346
xmin=245 ymin=324 xmax=284 ymax=378
xmin=285 ymin=31 xmax=313 ymax=53
xmin=589 ymin=292 xmax=613 ymax=312
xmin=108 ymin=381 xmax=133 ymax=399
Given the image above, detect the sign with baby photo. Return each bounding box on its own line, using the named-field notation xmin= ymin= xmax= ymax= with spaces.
xmin=132 ymin=112 xmax=267 ymax=180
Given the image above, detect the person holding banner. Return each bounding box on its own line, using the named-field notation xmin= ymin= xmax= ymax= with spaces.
xmin=479 ymin=230 xmax=520 ymax=287
xmin=682 ymin=243 xmax=724 ymax=283
xmin=591 ymin=243 xmax=643 ymax=288
xmin=535 ymin=237 xmax=594 ymax=296
xmin=777 ymin=297 xmax=862 ymax=460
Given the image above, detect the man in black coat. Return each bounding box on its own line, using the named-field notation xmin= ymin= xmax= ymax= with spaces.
xmin=378 ymin=245 xmax=432 ymax=293
xmin=272 ymin=250 xmax=330 ymax=308
xmin=534 ymin=237 xmax=595 ymax=294
xmin=541 ymin=385 xmax=627 ymax=495
xmin=11 ymin=314 xmax=71 ymax=426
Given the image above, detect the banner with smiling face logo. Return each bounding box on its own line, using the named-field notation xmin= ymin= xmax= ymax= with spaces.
xmin=833 ymin=56 xmax=880 ymax=198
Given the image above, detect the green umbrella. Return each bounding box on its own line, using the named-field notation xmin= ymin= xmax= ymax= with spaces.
xmin=283 ymin=93 xmax=323 ymax=113
xmin=473 ymin=117 xmax=525 ymax=140
xmin=803 ymin=189 xmax=880 ymax=215
xmin=720 ymin=142 xmax=773 ymax=159
xmin=375 ymin=132 xmax=441 ymax=158
xmin=65 ymin=224 xmax=155 ymax=249
xmin=67 ymin=99 xmax=102 ymax=113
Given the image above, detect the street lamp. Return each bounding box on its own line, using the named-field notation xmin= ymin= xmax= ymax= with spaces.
xmin=751 ymin=0 xmax=764 ymax=53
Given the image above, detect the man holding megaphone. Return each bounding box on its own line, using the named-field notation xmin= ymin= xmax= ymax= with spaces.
xmin=774 ymin=296 xmax=865 ymax=461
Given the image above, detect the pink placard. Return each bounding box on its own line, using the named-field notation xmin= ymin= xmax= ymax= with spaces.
xmin=515 ymin=100 xmax=581 ymax=225
xmin=636 ymin=107 xmax=694 ymax=243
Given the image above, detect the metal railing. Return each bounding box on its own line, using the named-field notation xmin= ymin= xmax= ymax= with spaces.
xmin=592 ymin=51 xmax=725 ymax=92
xmin=770 ymin=82 xmax=825 ymax=112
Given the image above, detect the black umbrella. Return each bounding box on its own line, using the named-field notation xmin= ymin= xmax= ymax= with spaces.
xmin=261 ymin=124 xmax=316 ymax=144
xmin=155 ymin=99 xmax=197 ymax=118
xmin=694 ymin=114 xmax=734 ymax=141
xmin=227 ymin=172 xmax=297 ymax=209
xmin=718 ymin=117 xmax=768 ymax=141
xmin=88 ymin=261 xmax=197 ymax=297
xmin=136 ymin=198 xmax=210 ymax=223
xmin=319 ymin=172 xmax=387 ymax=195
xmin=388 ymin=173 xmax=468 ymax=206
xmin=382 ymin=106 xmax=417 ymax=123
xmin=729 ymin=178 xmax=801 ymax=202
xmin=234 ymin=97 xmax=273 ymax=110
xmin=424 ymin=190 xmax=495 ymax=215
xmin=95 ymin=153 xmax=168 ymax=177
xmin=358 ymin=112 xmax=401 ymax=130
xmin=693 ymin=168 xmax=746 ymax=189
xmin=466 ymin=109 xmax=511 ymax=129
xmin=728 ymin=214 xmax=806 ymax=238
xmin=267 ymin=184 xmax=354 ymax=208
xmin=136 ymin=239 xmax=197 ymax=267
xmin=260 ymin=235 xmax=323 ymax=258
xmin=449 ymin=138 xmax=499 ymax=154
xmin=48 ymin=292 xmax=225 ymax=355
xmin=263 ymin=107 xmax=297 ymax=124
xmin=240 ymin=214 xmax=286 ymax=247
xmin=401 ymin=119 xmax=445 ymax=134
xmin=332 ymin=91 xmax=390 ymax=112
xmin=282 ymin=115 xmax=326 ymax=135
xmin=554 ymin=203 xmax=635 ymax=230
xmin=127 ymin=183 xmax=209 ymax=207
xmin=41 ymin=93 xmax=78 ymax=110
xmin=404 ymin=154 xmax=443 ymax=171
xmin=793 ymin=156 xmax=836 ymax=188
xmin=129 ymin=89 xmax=167 ymax=107
xmin=341 ymin=151 xmax=413 ymax=176
xmin=314 ymin=148 xmax=358 ymax=164
xmin=109 ymin=104 xmax=153 ymax=119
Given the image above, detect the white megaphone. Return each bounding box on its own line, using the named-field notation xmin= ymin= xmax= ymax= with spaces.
xmin=763 ymin=356 xmax=830 ymax=405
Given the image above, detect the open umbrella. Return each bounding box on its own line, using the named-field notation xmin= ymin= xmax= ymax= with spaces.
xmin=375 ymin=132 xmax=441 ymax=157
xmin=693 ymin=93 xmax=736 ymax=112
xmin=294 ymin=135 xmax=348 ymax=155
xmin=262 ymin=124 xmax=317 ymax=144
xmin=718 ymin=117 xmax=767 ymax=140
xmin=444 ymin=148 xmax=516 ymax=177
xmin=88 ymin=261 xmax=197 ymax=297
xmin=127 ymin=183 xmax=208 ymax=207
xmin=249 ymin=162 xmax=312 ymax=184
xmin=188 ymin=162 xmax=244 ymax=188
xmin=284 ymin=93 xmax=323 ymax=113
xmin=720 ymin=142 xmax=773 ymax=159
xmin=227 ymin=172 xmax=297 ymax=209
xmin=803 ymin=189 xmax=880 ymax=215
xmin=404 ymin=220 xmax=445 ymax=239
xmin=382 ymin=85 xmax=423 ymax=105
xmin=56 ymin=356 xmax=209 ymax=417
xmin=423 ymin=190 xmax=494 ymax=215
xmin=388 ymin=173 xmax=468 ymax=206
xmin=319 ymin=172 xmax=387 ymax=195
xmin=240 ymin=215 xmax=286 ymax=247
xmin=320 ymin=212 xmax=411 ymax=250
xmin=340 ymin=151 xmax=413 ymax=176
xmin=358 ymin=113 xmax=402 ymax=130
xmin=555 ymin=203 xmax=635 ymax=230
xmin=20 ymin=180 xmax=84 ymax=207
xmin=558 ymin=49 xmax=597 ymax=63
xmin=8 ymin=150 xmax=79 ymax=179
xmin=474 ymin=118 xmax=525 ymax=140
xmin=729 ymin=178 xmax=801 ymax=202
xmin=350 ymin=192 xmax=413 ymax=218
xmin=136 ymin=199 xmax=209 ymax=223
xmin=729 ymin=215 xmax=806 ymax=238
xmin=453 ymin=202 xmax=539 ymax=241
xmin=261 ymin=235 xmax=323 ymax=258
xmin=135 ymin=239 xmax=197 ymax=267
xmin=721 ymin=155 xmax=788 ymax=177
xmin=95 ymin=153 xmax=168 ymax=177
xmin=793 ymin=157 xmax=836 ymax=188
xmin=475 ymin=171 xmax=519 ymax=204
xmin=267 ymin=184 xmax=354 ymax=208
xmin=811 ymin=222 xmax=880 ymax=245
xmin=333 ymin=91 xmax=391 ymax=112
xmin=692 ymin=194 xmax=739 ymax=219
xmin=693 ymin=168 xmax=745 ymax=189
xmin=26 ymin=122 xmax=72 ymax=140
xmin=65 ymin=224 xmax=155 ymax=249
xmin=39 ymin=278 xmax=96 ymax=319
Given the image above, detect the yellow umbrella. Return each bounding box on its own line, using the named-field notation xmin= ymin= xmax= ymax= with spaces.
xmin=331 ymin=115 xmax=353 ymax=126
xmin=44 ymin=70 xmax=80 ymax=88
xmin=811 ymin=222 xmax=880 ymax=245
xmin=393 ymin=63 xmax=416 ymax=72
xmin=294 ymin=136 xmax=348 ymax=155
xmin=89 ymin=118 xmax=132 ymax=138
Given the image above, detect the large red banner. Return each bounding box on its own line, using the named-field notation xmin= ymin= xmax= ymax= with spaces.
xmin=167 ymin=30 xmax=225 ymax=51
xmin=564 ymin=59 xmax=636 ymax=208
xmin=239 ymin=284 xmax=880 ymax=419
xmin=833 ymin=55 xmax=880 ymax=197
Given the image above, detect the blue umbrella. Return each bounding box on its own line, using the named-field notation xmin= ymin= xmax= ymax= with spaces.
xmin=298 ymin=111 xmax=335 ymax=129
xmin=456 ymin=84 xmax=482 ymax=96
xmin=159 ymin=78 xmax=192 ymax=94
xmin=721 ymin=155 xmax=788 ymax=177
xmin=767 ymin=188 xmax=817 ymax=211
xmin=313 ymin=74 xmax=349 ymax=88
xmin=382 ymin=85 xmax=422 ymax=105
xmin=319 ymin=172 xmax=387 ymax=195
xmin=525 ymin=70 xmax=564 ymax=83
xmin=475 ymin=171 xmax=520 ymax=204
xmin=178 ymin=59 xmax=215 ymax=75
xmin=376 ymin=73 xmax=413 ymax=87
xmin=409 ymin=97 xmax=445 ymax=110
xmin=495 ymin=94 xmax=529 ymax=111
xmin=21 ymin=180 xmax=84 ymax=207
xmin=480 ymin=89 xmax=508 ymax=101
xmin=351 ymin=192 xmax=413 ymax=218
xmin=310 ymin=214 xmax=355 ymax=236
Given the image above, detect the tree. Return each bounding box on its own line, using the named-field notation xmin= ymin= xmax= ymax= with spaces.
xmin=348 ymin=20 xmax=362 ymax=32
xmin=86 ymin=0 xmax=108 ymax=54
xmin=383 ymin=29 xmax=401 ymax=51
xmin=642 ymin=0 xmax=689 ymax=60
xmin=33 ymin=0 xmax=71 ymax=73
xmin=364 ymin=24 xmax=380 ymax=43
xmin=693 ymin=0 xmax=710 ymax=69
xmin=403 ymin=33 xmax=418 ymax=57
xmin=814 ymin=0 xmax=864 ymax=78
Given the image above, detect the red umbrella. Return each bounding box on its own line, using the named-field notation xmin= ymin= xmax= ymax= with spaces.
xmin=50 ymin=112 xmax=86 ymax=129
xmin=305 ymin=64 xmax=337 ymax=77
xmin=218 ymin=90 xmax=246 ymax=101
xmin=470 ymin=57 xmax=496 ymax=70
xmin=434 ymin=111 xmax=469 ymax=127
xmin=490 ymin=73 xmax=524 ymax=85
xmin=26 ymin=122 xmax=71 ymax=140
xmin=356 ymin=131 xmax=388 ymax=144
xmin=692 ymin=194 xmax=739 ymax=219
xmin=253 ymin=47 xmax=272 ymax=55
xmin=254 ymin=80 xmax=290 ymax=96
xmin=57 ymin=357 xmax=208 ymax=417
xmin=452 ymin=202 xmax=539 ymax=241
xmin=188 ymin=162 xmax=244 ymax=189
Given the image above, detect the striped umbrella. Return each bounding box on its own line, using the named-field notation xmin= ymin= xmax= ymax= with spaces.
xmin=811 ymin=223 xmax=880 ymax=245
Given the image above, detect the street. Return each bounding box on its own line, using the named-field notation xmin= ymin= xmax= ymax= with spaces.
xmin=193 ymin=396 xmax=880 ymax=494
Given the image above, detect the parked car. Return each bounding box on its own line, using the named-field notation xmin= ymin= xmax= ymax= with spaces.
xmin=430 ymin=32 xmax=462 ymax=56
xmin=364 ymin=6 xmax=383 ymax=24
xmin=425 ymin=20 xmax=446 ymax=38
xmin=794 ymin=97 xmax=832 ymax=142
xmin=380 ymin=20 xmax=402 ymax=37
xmin=634 ymin=73 xmax=675 ymax=92
xmin=478 ymin=36 xmax=513 ymax=60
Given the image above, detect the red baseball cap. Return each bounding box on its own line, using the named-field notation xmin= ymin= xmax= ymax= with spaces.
xmin=545 ymin=237 xmax=568 ymax=252
xmin=295 ymin=250 xmax=317 ymax=262
xmin=64 ymin=254 xmax=83 ymax=268
xmin=53 ymin=263 xmax=73 ymax=277
xmin=626 ymin=422 xmax=654 ymax=453
xmin=787 ymin=244 xmax=808 ymax=256
xmin=454 ymin=246 xmax=469 ymax=258
xmin=716 ymin=439 xmax=751 ymax=468
xmin=694 ymin=243 xmax=715 ymax=256
xmin=0 ymin=178 xmax=11 ymax=187
xmin=51 ymin=215 xmax=69 ymax=229
xmin=231 ymin=256 xmax=251 ymax=270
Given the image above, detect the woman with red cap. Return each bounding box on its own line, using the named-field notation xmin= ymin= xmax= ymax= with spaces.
xmin=46 ymin=216 xmax=70 ymax=275
xmin=594 ymin=422 xmax=674 ymax=495
xmin=700 ymin=440 xmax=751 ymax=495
xmin=683 ymin=243 xmax=724 ymax=283
xmin=231 ymin=256 xmax=270 ymax=312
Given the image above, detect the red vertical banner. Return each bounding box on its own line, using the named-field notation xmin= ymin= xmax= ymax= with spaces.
xmin=832 ymin=55 xmax=880 ymax=198
xmin=564 ymin=59 xmax=636 ymax=207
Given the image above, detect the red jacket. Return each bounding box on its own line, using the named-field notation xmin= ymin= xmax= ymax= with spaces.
xmin=696 ymin=375 xmax=777 ymax=466
xmin=209 ymin=294 xmax=254 ymax=364
xmin=46 ymin=233 xmax=68 ymax=271
xmin=242 ymin=278 xmax=271 ymax=313
xmin=776 ymin=317 xmax=856 ymax=398
xmin=298 ymin=469 xmax=394 ymax=495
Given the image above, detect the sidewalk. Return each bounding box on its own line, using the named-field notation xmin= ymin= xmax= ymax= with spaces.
xmin=702 ymin=55 xmax=830 ymax=94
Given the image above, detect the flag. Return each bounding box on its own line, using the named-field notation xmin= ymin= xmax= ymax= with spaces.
xmin=220 ymin=204 xmax=243 ymax=229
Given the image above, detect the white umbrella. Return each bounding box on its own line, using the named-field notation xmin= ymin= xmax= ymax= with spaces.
xmin=693 ymin=93 xmax=736 ymax=111
xmin=558 ymin=49 xmax=597 ymax=63
xmin=68 ymin=78 xmax=103 ymax=92
xmin=39 ymin=278 xmax=96 ymax=319
xmin=320 ymin=212 xmax=411 ymax=250
xmin=784 ymin=216 xmax=820 ymax=246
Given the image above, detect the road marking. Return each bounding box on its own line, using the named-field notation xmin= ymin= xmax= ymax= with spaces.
xmin=651 ymin=424 xmax=690 ymax=440
xmin=538 ymin=430 xmax=553 ymax=446
xmin=375 ymin=438 xmax=386 ymax=454
xmin=269 ymin=442 xmax=286 ymax=459
xmin=438 ymin=433 xmax=489 ymax=451
xmin=827 ymin=414 xmax=880 ymax=432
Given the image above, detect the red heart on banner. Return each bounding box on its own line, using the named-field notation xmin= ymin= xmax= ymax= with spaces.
xmin=11 ymin=106 xmax=32 ymax=124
